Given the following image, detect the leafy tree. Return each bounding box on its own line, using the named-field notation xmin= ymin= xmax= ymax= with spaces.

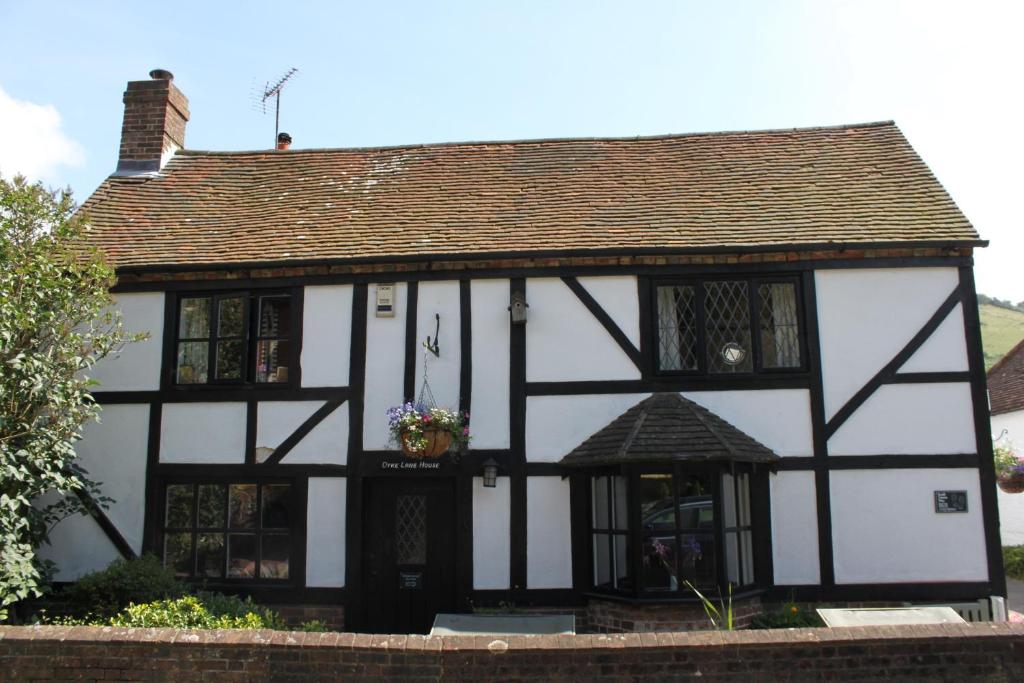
xmin=0 ymin=175 xmax=140 ymax=620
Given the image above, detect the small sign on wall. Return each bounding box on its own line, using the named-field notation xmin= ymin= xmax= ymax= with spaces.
xmin=934 ymin=490 xmax=968 ymax=513
xmin=376 ymin=283 xmax=396 ymax=317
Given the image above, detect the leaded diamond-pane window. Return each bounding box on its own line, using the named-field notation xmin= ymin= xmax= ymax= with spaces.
xmin=396 ymin=495 xmax=427 ymax=565
xmin=654 ymin=277 xmax=803 ymax=375
xmin=704 ymin=281 xmax=753 ymax=374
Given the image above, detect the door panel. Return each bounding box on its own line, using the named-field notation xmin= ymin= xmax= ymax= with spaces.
xmin=363 ymin=478 xmax=456 ymax=633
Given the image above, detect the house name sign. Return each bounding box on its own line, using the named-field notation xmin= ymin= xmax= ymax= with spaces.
xmin=381 ymin=459 xmax=442 ymax=471
xmin=934 ymin=490 xmax=968 ymax=513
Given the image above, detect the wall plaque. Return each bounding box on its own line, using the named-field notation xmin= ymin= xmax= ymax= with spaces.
xmin=934 ymin=490 xmax=968 ymax=513
xmin=376 ymin=283 xmax=396 ymax=317
xmin=399 ymin=571 xmax=423 ymax=589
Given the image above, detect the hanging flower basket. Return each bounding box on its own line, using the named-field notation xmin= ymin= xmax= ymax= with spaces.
xmin=388 ymin=402 xmax=470 ymax=459
xmin=998 ymin=471 xmax=1024 ymax=494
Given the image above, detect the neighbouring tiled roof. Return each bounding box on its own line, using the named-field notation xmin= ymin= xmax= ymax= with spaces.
xmin=560 ymin=393 xmax=779 ymax=466
xmin=988 ymin=338 xmax=1024 ymax=416
xmin=79 ymin=121 xmax=980 ymax=269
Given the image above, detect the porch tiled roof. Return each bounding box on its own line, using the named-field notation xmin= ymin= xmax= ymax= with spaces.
xmin=78 ymin=121 xmax=979 ymax=269
xmin=559 ymin=393 xmax=779 ymax=466
xmin=989 ymin=338 xmax=1024 ymax=416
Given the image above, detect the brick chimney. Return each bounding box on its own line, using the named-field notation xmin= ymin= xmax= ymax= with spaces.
xmin=115 ymin=69 xmax=190 ymax=175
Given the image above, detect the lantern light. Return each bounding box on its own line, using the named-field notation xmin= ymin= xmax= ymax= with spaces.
xmin=482 ymin=458 xmax=500 ymax=488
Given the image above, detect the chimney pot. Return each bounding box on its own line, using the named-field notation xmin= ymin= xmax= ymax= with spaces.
xmin=149 ymin=68 xmax=174 ymax=81
xmin=276 ymin=132 xmax=292 ymax=150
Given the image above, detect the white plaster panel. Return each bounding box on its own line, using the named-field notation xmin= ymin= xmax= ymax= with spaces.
xmin=898 ymin=303 xmax=969 ymax=374
xmin=993 ymin=409 xmax=1024 ymax=545
xmin=36 ymin=506 xmax=121 ymax=581
xmin=160 ymin=402 xmax=247 ymax=463
xmin=526 ymin=393 xmax=650 ymax=462
xmin=74 ymin=404 xmax=149 ymax=553
xmin=415 ymin=281 xmax=461 ymax=410
xmin=473 ymin=477 xmax=511 ymax=589
xmin=470 ymin=279 xmax=511 ymax=449
xmin=831 ymin=469 xmax=987 ymax=583
xmin=282 ymin=406 xmax=349 ymax=465
xmin=577 ymin=276 xmax=640 ymax=347
xmin=527 ymin=477 xmax=573 ymax=589
xmin=815 ymin=268 xmax=960 ymax=420
xmin=683 ymin=390 xmax=813 ymax=457
xmin=770 ymin=471 xmax=821 ymax=585
xmin=88 ymin=292 xmax=164 ymax=391
xmin=306 ymin=478 xmax=346 ymax=587
xmin=363 ymin=283 xmax=406 ymax=450
xmin=301 ymin=285 xmax=352 ymax=387
xmin=828 ymin=383 xmax=976 ymax=455
xmin=526 ymin=278 xmax=640 ymax=383
xmin=256 ymin=401 xmax=323 ymax=451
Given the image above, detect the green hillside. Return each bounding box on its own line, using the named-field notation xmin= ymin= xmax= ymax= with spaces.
xmin=980 ymin=303 xmax=1024 ymax=369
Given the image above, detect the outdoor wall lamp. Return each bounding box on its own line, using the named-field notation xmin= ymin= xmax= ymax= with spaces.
xmin=508 ymin=290 xmax=529 ymax=324
xmin=482 ymin=458 xmax=500 ymax=488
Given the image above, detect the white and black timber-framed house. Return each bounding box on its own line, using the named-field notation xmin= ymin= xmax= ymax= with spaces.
xmin=47 ymin=69 xmax=1005 ymax=633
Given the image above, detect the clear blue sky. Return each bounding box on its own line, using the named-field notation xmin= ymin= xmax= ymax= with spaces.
xmin=1 ymin=1 xmax=1020 ymax=298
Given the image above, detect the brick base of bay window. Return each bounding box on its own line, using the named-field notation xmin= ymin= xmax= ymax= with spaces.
xmin=273 ymin=604 xmax=345 ymax=631
xmin=584 ymin=595 xmax=764 ymax=633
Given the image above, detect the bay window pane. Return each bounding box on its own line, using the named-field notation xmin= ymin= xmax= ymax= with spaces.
xmin=163 ymin=532 xmax=192 ymax=577
xmin=196 ymin=533 xmax=225 ymax=578
xmin=227 ymin=533 xmax=256 ymax=578
xmin=215 ymin=340 xmax=244 ymax=380
xmin=737 ymin=473 xmax=751 ymax=527
xmin=613 ymin=476 xmax=629 ymax=530
xmin=592 ymin=477 xmax=610 ymax=529
xmin=722 ymin=473 xmax=736 ymax=528
xmin=642 ymin=536 xmax=677 ymax=591
xmin=704 ymin=280 xmax=753 ymax=373
xmin=165 ymin=484 xmax=193 ymax=528
xmin=176 ymin=341 xmax=208 ymax=384
xmin=178 ymin=297 xmax=210 ymax=338
xmin=639 ymin=474 xmax=675 ymax=533
xmin=229 ymin=484 xmax=257 ymax=528
xmin=679 ymin=533 xmax=715 ymax=588
xmin=614 ymin=535 xmax=631 ymax=588
xmin=725 ymin=532 xmax=739 ymax=584
xmin=197 ymin=484 xmax=226 ymax=528
xmin=741 ymin=530 xmax=755 ymax=585
xmin=260 ymin=535 xmax=290 ymax=579
xmin=759 ymin=283 xmax=800 ymax=368
xmin=593 ymin=533 xmax=611 ymax=587
xmin=261 ymin=484 xmax=291 ymax=529
xmin=217 ymin=297 xmax=245 ymax=337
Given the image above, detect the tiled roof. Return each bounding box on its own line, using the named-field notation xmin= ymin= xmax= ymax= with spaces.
xmin=560 ymin=393 xmax=779 ymax=466
xmin=79 ymin=121 xmax=980 ymax=269
xmin=988 ymin=338 xmax=1024 ymax=416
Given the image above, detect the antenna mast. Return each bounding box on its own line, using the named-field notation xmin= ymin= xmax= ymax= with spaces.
xmin=260 ymin=68 xmax=298 ymax=146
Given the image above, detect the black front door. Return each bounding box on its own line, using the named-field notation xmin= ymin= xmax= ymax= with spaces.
xmin=363 ymin=478 xmax=457 ymax=634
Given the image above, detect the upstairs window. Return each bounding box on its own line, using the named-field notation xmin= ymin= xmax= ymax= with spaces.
xmin=656 ymin=278 xmax=802 ymax=374
xmin=174 ymin=291 xmax=294 ymax=385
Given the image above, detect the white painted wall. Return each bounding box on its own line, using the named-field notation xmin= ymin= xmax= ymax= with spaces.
xmin=301 ymin=285 xmax=352 ymax=387
xmin=831 ymin=469 xmax=988 ymax=583
xmin=363 ymin=283 xmax=406 ymax=450
xmin=255 ymin=400 xmax=349 ymax=464
xmin=88 ymin=292 xmax=164 ymax=391
xmin=160 ymin=402 xmax=247 ymax=463
xmin=526 ymin=278 xmax=640 ymax=383
xmin=898 ymin=304 xmax=969 ymax=373
xmin=525 ymin=393 xmax=650 ymax=462
xmin=993 ymin=409 xmax=1024 ymax=545
xmin=306 ymin=477 xmax=346 ymax=587
xmin=415 ymin=281 xmax=461 ymax=410
xmin=470 ymin=279 xmax=510 ymax=449
xmin=74 ymin=404 xmax=149 ymax=553
xmin=683 ymin=390 xmax=813 ymax=457
xmin=473 ymin=476 xmax=511 ymax=589
xmin=527 ymin=477 xmax=573 ymax=589
xmin=35 ymin=500 xmax=122 ymax=581
xmin=828 ymin=383 xmax=976 ymax=455
xmin=816 ymin=268 xmax=961 ymax=421
xmin=769 ymin=471 xmax=821 ymax=585
xmin=576 ymin=276 xmax=640 ymax=347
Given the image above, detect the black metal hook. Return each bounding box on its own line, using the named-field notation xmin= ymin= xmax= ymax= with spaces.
xmin=423 ymin=313 xmax=440 ymax=357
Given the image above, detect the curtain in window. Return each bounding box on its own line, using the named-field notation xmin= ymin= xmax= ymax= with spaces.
xmin=760 ymin=283 xmax=800 ymax=368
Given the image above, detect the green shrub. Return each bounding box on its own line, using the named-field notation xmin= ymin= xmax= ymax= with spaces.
xmin=1004 ymin=545 xmax=1024 ymax=581
xmin=61 ymin=555 xmax=186 ymax=618
xmin=299 ymin=619 xmax=329 ymax=632
xmin=108 ymin=596 xmax=284 ymax=630
xmin=749 ymin=599 xmax=822 ymax=629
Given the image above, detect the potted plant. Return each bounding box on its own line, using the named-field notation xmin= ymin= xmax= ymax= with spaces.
xmin=995 ymin=444 xmax=1024 ymax=494
xmin=387 ymin=402 xmax=470 ymax=458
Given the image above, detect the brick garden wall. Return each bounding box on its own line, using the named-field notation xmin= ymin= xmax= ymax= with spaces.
xmin=2 ymin=623 xmax=1023 ymax=682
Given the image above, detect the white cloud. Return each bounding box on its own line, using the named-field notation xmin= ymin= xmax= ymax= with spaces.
xmin=0 ymin=85 xmax=84 ymax=184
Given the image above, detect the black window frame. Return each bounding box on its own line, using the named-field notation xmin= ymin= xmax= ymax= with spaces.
xmin=157 ymin=477 xmax=300 ymax=586
xmin=169 ymin=288 xmax=301 ymax=389
xmin=650 ymin=275 xmax=808 ymax=377
xmin=585 ymin=462 xmax=765 ymax=600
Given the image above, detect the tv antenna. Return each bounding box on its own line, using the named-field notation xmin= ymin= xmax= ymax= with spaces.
xmin=256 ymin=67 xmax=298 ymax=146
